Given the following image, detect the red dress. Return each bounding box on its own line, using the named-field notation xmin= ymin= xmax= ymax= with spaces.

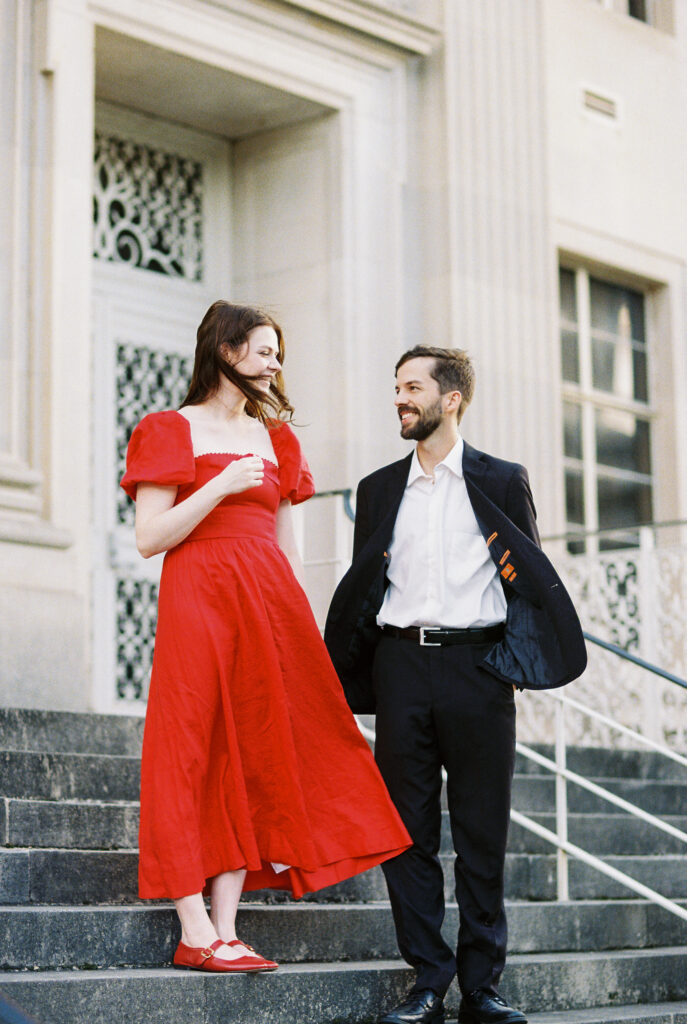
xmin=121 ymin=410 xmax=410 ymax=899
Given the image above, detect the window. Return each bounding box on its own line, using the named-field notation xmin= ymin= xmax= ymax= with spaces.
xmin=628 ymin=0 xmax=649 ymax=21
xmin=559 ymin=267 xmax=654 ymax=553
xmin=595 ymin=0 xmax=673 ymax=31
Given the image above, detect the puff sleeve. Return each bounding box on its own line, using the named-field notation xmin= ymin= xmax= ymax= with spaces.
xmin=120 ymin=411 xmax=196 ymax=501
xmin=270 ymin=422 xmax=316 ymax=506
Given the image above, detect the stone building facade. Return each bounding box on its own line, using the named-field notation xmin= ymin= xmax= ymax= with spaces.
xmin=2 ymin=0 xmax=686 ymax=743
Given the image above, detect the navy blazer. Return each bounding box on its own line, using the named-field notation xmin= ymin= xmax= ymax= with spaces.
xmin=324 ymin=441 xmax=587 ymax=714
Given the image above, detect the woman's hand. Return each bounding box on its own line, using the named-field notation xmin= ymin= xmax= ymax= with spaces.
xmin=214 ymin=455 xmax=264 ymax=496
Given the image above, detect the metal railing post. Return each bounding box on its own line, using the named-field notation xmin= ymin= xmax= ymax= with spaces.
xmin=638 ymin=525 xmax=659 ymax=743
xmin=555 ymin=699 xmax=569 ymax=901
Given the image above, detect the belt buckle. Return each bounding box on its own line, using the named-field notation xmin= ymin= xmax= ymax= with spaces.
xmin=419 ymin=626 xmax=441 ymax=647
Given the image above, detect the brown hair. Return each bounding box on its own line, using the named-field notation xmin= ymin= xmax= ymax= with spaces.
xmin=395 ymin=345 xmax=475 ymax=424
xmin=182 ymin=301 xmax=294 ymax=423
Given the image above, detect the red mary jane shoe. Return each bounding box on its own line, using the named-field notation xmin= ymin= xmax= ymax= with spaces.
xmin=173 ymin=938 xmax=275 ymax=973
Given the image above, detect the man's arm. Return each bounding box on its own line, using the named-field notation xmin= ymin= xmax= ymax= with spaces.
xmin=506 ymin=465 xmax=541 ymax=548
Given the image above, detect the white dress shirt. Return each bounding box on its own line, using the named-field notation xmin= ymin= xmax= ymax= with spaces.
xmin=378 ymin=436 xmax=508 ymax=629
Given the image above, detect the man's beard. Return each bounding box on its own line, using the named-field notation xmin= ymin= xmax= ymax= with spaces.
xmin=399 ymin=398 xmax=444 ymax=441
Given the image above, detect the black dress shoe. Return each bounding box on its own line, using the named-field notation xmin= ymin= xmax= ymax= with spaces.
xmin=379 ymin=988 xmax=445 ymax=1024
xmin=458 ymin=989 xmax=527 ymax=1024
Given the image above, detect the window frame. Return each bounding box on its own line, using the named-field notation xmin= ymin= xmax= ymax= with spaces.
xmin=595 ymin=0 xmax=674 ymax=33
xmin=560 ymin=264 xmax=656 ymax=553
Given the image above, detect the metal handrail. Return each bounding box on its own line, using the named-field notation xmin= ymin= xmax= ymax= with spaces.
xmin=516 ymin=691 xmax=687 ymax=922
xmin=549 ymin=690 xmax=687 ymax=768
xmin=325 ymin=486 xmax=687 ymax=917
xmin=311 ymin=487 xmax=355 ymax=522
xmin=517 ymin=738 xmax=687 ymax=841
xmin=509 ymin=807 xmax=687 ymax=923
xmin=541 ymin=518 xmax=687 ymax=545
xmin=357 ymin=657 xmax=687 ymax=920
xmin=584 ymin=631 xmax=687 ymax=691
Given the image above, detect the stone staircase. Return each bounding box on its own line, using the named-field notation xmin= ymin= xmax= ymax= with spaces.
xmin=1 ymin=708 xmax=687 ymax=1024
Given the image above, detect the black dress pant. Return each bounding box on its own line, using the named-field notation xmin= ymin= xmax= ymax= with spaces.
xmin=373 ymin=635 xmax=516 ymax=998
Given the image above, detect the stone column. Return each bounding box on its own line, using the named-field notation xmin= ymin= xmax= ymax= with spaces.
xmin=443 ymin=0 xmax=564 ymax=529
xmin=0 ymin=0 xmax=94 ymax=708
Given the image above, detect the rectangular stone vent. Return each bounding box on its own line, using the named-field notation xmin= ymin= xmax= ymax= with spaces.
xmin=583 ymin=89 xmax=618 ymax=119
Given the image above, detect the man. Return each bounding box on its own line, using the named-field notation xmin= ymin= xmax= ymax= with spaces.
xmin=325 ymin=347 xmax=586 ymax=1024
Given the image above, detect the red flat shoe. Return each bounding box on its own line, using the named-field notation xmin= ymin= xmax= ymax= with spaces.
xmin=226 ymin=939 xmax=278 ymax=971
xmin=173 ymin=938 xmax=273 ymax=973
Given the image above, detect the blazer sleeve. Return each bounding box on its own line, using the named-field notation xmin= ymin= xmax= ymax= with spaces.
xmin=120 ymin=411 xmax=196 ymax=501
xmin=505 ymin=464 xmax=541 ymax=548
xmin=352 ymin=480 xmax=372 ymax=560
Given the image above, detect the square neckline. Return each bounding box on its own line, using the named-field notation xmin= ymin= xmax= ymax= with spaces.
xmin=173 ymin=409 xmax=279 ymax=469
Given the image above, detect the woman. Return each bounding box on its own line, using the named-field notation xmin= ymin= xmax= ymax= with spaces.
xmin=121 ymin=301 xmax=410 ymax=974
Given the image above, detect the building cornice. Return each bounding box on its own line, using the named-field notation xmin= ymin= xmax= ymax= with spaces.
xmin=275 ymin=0 xmax=441 ymax=54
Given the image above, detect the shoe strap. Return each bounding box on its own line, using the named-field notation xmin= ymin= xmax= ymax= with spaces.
xmin=226 ymin=938 xmax=256 ymax=952
xmin=200 ymin=939 xmax=225 ymax=961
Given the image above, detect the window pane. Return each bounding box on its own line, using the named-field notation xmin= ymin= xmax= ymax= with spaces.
xmin=628 ymin=0 xmax=648 ymax=22
xmin=559 ymin=268 xmax=577 ymax=323
xmin=597 ymin=475 xmax=653 ymax=531
xmin=590 ymin=278 xmax=645 ymax=344
xmin=633 ymin=349 xmax=648 ymax=402
xmin=561 ymin=329 xmax=580 ymax=384
xmin=563 ymin=402 xmax=583 ymax=459
xmin=591 ymin=336 xmax=648 ymax=401
xmin=565 ymin=470 xmax=586 ymax=555
xmin=595 ymin=409 xmax=652 ymax=474
xmin=565 ymin=470 xmax=585 ymax=525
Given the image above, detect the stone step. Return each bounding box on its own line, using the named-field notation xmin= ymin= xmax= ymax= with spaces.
xmin=505 ymin=852 xmax=687 ymax=901
xmin=5 ymin=798 xmax=686 ymax=858
xmin=3 ymin=848 xmax=686 ymax=906
xmin=0 ymin=708 xmax=144 ymax=757
xmin=3 ymin=707 xmax=687 ymax=787
xmin=5 ymin=747 xmax=687 ymax=815
xmin=514 ymin=746 xmax=687 ymax=782
xmin=1 ymin=799 xmax=140 ymax=850
xmin=4 ymin=710 xmax=686 ymax=786
xmin=524 ymin=1004 xmax=687 ymax=1024
xmin=450 ymin=1005 xmax=687 ymax=1024
xmin=0 ymin=751 xmax=139 ymax=802
xmin=510 ymin=775 xmax=687 ymax=815
xmin=2 ymin=899 xmax=686 ymax=971
xmin=1 ymin=948 xmax=687 ymax=1023
xmin=506 ymin=813 xmax=687 ymax=856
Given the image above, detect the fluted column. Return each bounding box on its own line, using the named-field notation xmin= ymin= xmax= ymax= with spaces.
xmin=444 ymin=0 xmax=563 ymax=529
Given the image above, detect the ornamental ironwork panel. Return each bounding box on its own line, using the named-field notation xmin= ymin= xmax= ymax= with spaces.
xmin=517 ymin=542 xmax=687 ymax=752
xmin=563 ymin=552 xmax=641 ymax=653
xmin=93 ymin=130 xmax=204 ymax=281
xmin=116 ymin=576 xmax=159 ymax=701
xmin=116 ymin=341 xmax=194 ymax=528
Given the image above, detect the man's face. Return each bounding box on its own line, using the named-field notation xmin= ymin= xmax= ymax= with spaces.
xmin=395 ymin=357 xmax=448 ymax=441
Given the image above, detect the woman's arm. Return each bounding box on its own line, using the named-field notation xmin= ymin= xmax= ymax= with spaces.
xmin=276 ymin=499 xmax=307 ymax=589
xmin=135 ymin=456 xmax=265 ymax=557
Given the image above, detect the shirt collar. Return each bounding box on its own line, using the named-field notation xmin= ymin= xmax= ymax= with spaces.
xmin=407 ymin=435 xmax=464 ymax=486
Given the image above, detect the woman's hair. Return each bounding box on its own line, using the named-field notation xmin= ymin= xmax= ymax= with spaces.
xmin=181 ymin=301 xmax=294 ymax=423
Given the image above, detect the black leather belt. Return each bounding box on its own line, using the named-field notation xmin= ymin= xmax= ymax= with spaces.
xmin=380 ymin=623 xmax=505 ymax=647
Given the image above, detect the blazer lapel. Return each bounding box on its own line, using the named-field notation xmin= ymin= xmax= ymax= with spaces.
xmin=373 ymin=453 xmax=412 ymax=547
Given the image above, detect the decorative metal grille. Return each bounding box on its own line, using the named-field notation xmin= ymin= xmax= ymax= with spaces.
xmin=116 ymin=342 xmax=194 ymax=527
xmin=563 ymin=553 xmax=641 ymax=652
xmin=93 ymin=130 xmax=204 ymax=281
xmin=517 ymin=541 xmax=687 ymax=751
xmin=116 ymin=577 xmax=159 ymax=701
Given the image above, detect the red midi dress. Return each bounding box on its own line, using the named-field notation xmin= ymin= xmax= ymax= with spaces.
xmin=120 ymin=410 xmax=410 ymax=899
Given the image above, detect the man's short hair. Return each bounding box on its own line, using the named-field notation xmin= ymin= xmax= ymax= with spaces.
xmin=395 ymin=346 xmax=475 ymax=424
